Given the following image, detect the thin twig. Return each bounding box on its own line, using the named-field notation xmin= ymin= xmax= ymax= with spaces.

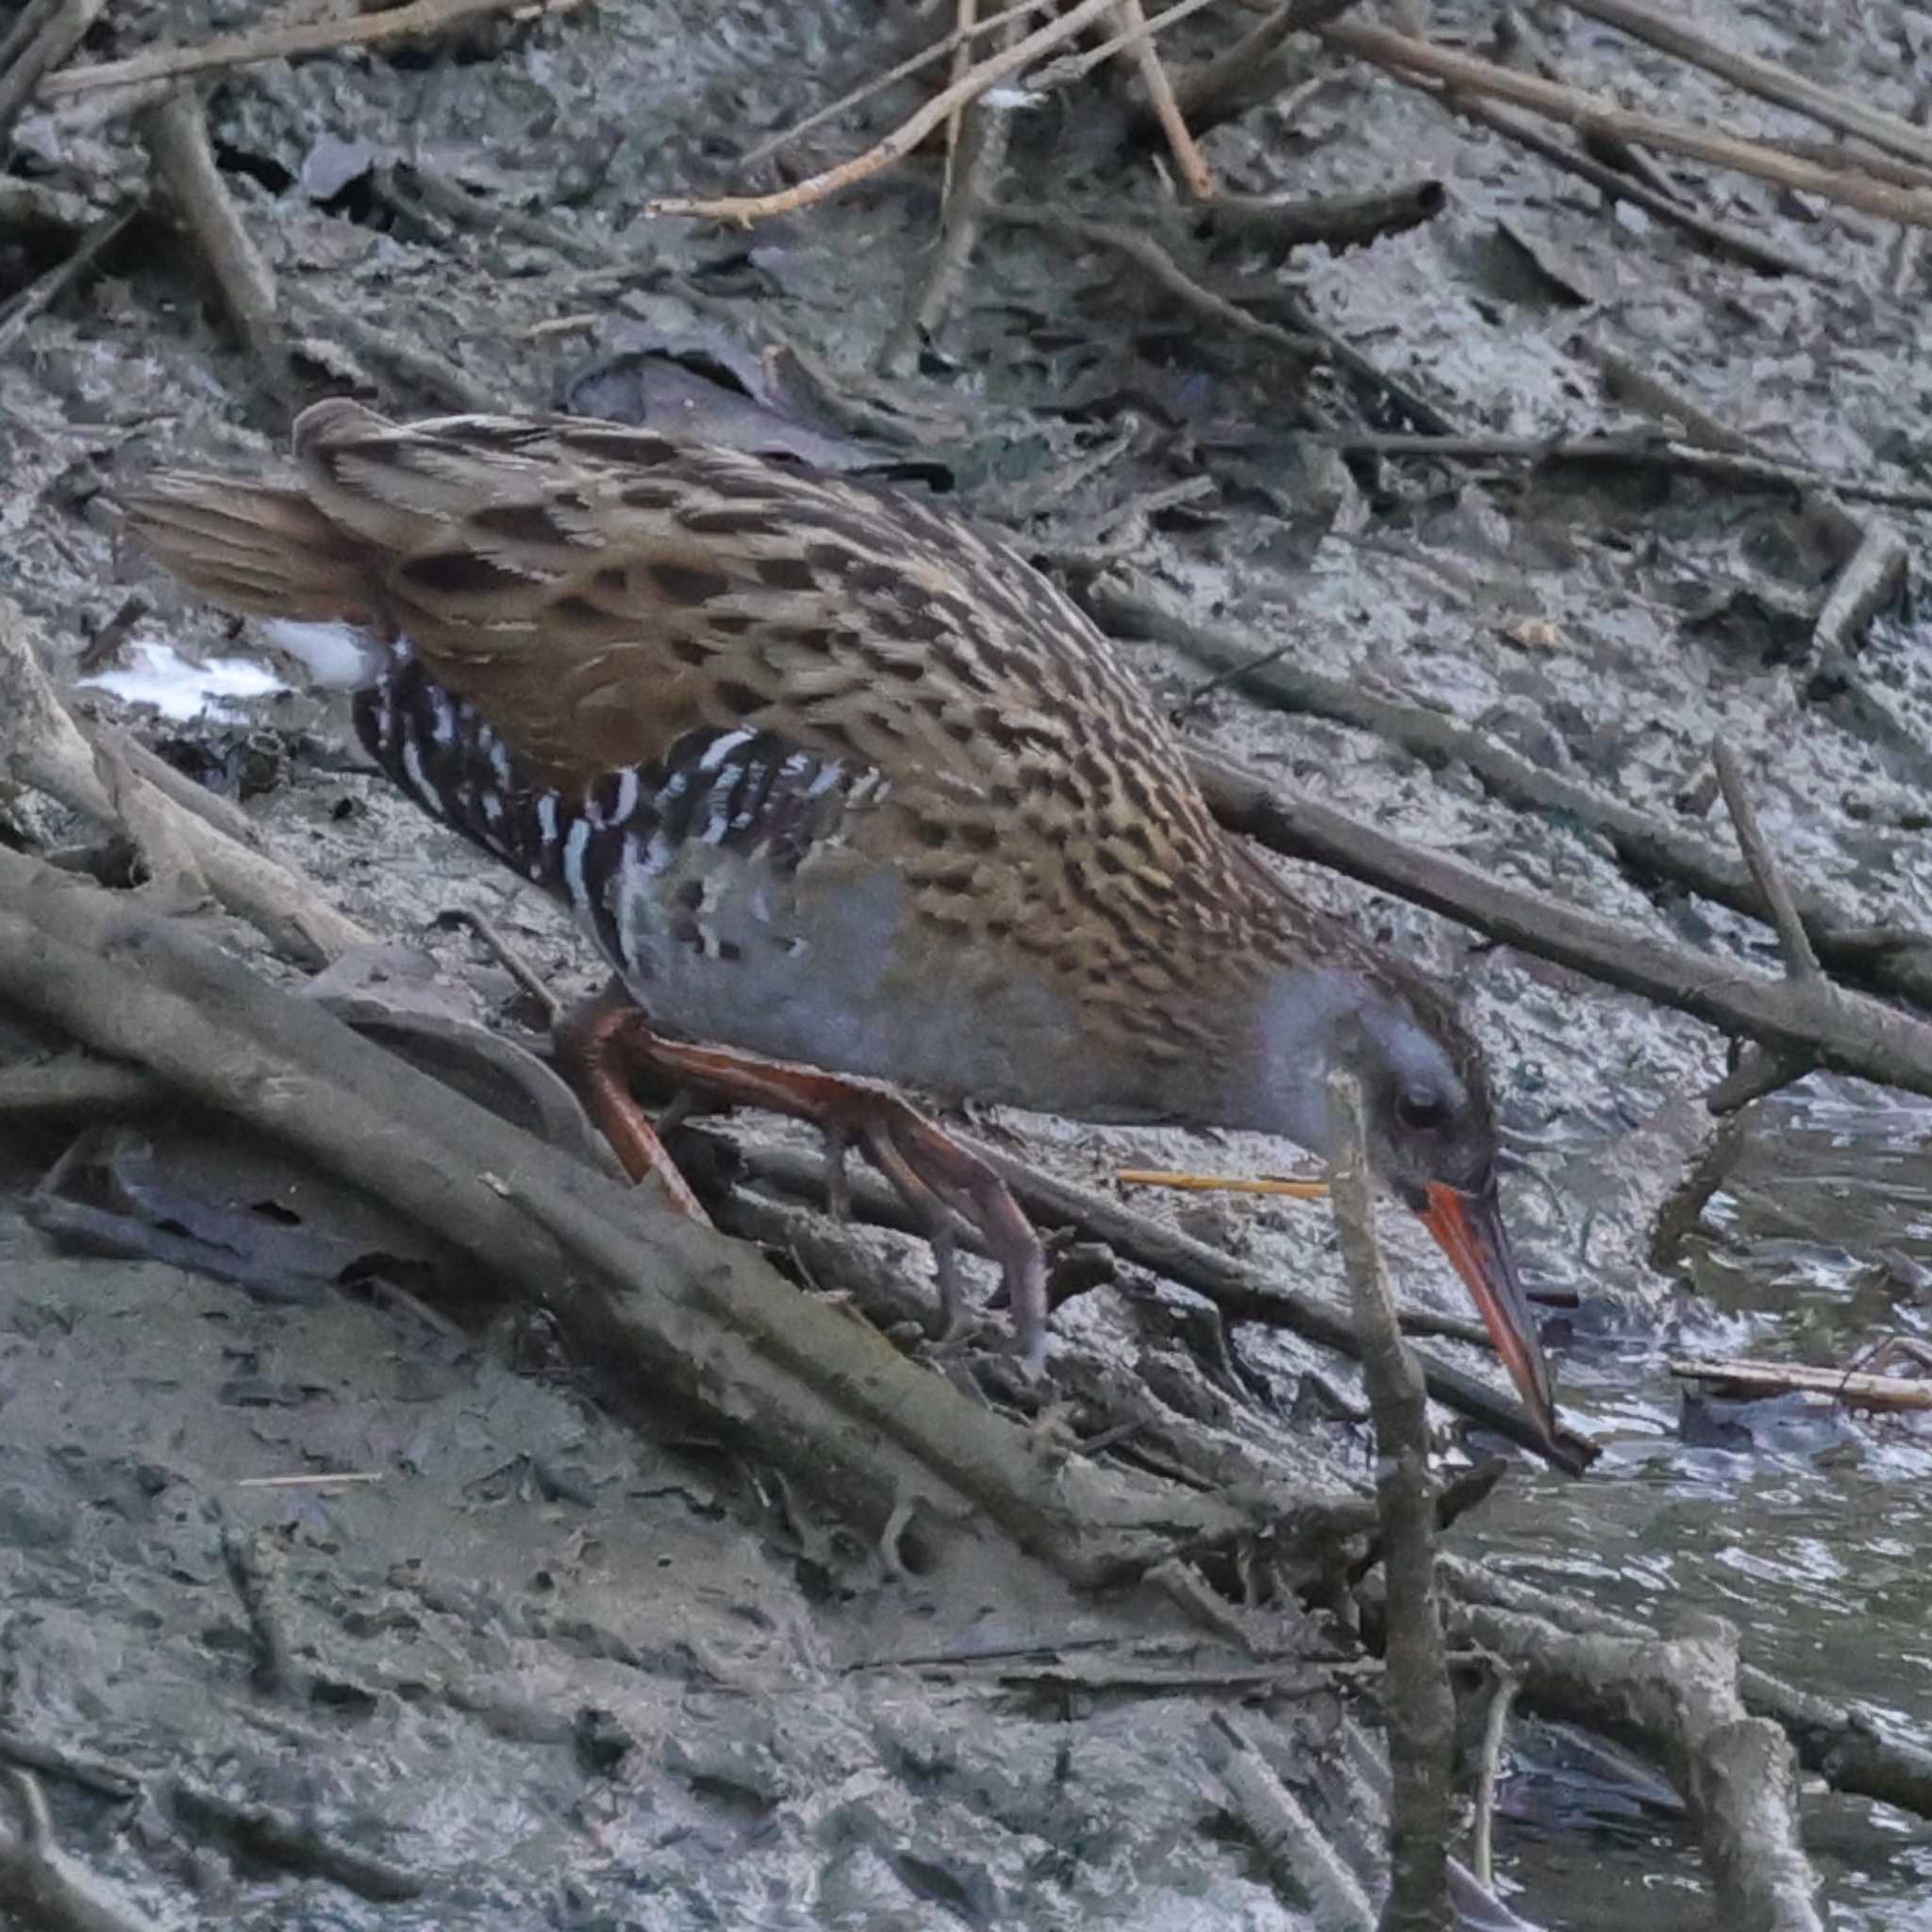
xmin=1117 ymin=0 xmax=1215 ymax=198
xmin=879 ymin=19 xmax=1022 ymax=374
xmin=39 ymin=0 xmax=584 ymax=100
xmin=1024 ymin=0 xmax=1230 ymax=92
xmin=1323 ymin=20 xmax=1932 ymax=229
xmin=1557 ymin=0 xmax=1932 ymax=176
xmin=736 ymin=0 xmax=1057 ymax=171
xmin=1671 ymin=1355 xmax=1932 ymax=1412
xmin=651 ymin=0 xmax=1129 ymax=223
xmin=1469 ymin=1667 xmax=1520 ymax=1888
xmin=1710 ymin=741 xmax=1822 ymax=984
xmin=0 ymin=594 xmax=372 ymax=964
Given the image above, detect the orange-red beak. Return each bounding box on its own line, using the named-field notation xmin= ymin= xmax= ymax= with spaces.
xmin=1421 ymin=1181 xmax=1557 ymax=1447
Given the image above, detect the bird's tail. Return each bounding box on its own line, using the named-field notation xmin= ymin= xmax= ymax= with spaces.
xmin=116 ymin=470 xmax=377 ymax=626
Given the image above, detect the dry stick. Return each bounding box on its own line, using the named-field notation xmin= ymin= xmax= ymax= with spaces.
xmin=1441 ymin=1554 xmax=1932 ymax=1822
xmin=716 ymin=1127 xmax=1494 ymax=1350
xmin=0 ymin=851 xmax=1270 ymax=1591
xmin=1888 ymin=89 xmax=1932 ymax=294
xmin=138 ymin=88 xmax=287 ymax=399
xmin=1673 ymin=1355 xmax=1932 ymax=1411
xmin=1117 ymin=0 xmax=1215 ymax=198
xmin=650 ymin=0 xmax=1145 ymax=224
xmin=0 ymin=0 xmax=63 ymax=75
xmin=1468 ymin=1668 xmax=1520 ymax=1890
xmin=1447 ymin=1605 xmax=1825 ymax=1932
xmin=0 ymin=204 xmax=138 ymax=360
xmin=1191 ymin=748 xmax=1932 ymax=1106
xmin=0 ymin=0 xmax=102 ymax=142
xmin=1208 ymin=1713 xmax=1377 ymax=1930
xmin=1083 ymin=574 xmax=1932 ymax=1012
xmin=1712 ymin=741 xmax=1822 ymax=985
xmin=1327 ymin=1070 xmax=1454 ymax=1932
xmin=39 ymin=0 xmax=583 ymax=100
xmin=1705 ymin=740 xmax=1824 ymax=1111
xmin=0 ymin=595 xmax=371 ymax=965
xmin=1812 ymin=516 xmax=1911 ymax=662
xmin=1322 ymin=20 xmax=1932 ymax=230
xmin=1199 ymin=180 xmax=1447 ymax=255
xmin=878 ymin=20 xmax=1021 ymax=375
xmin=1557 ymin=0 xmax=1932 ymax=176
xmin=736 ymin=0 xmax=1057 ymax=171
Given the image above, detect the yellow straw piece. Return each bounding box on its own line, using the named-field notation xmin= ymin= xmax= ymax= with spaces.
xmin=1116 ymin=1168 xmax=1329 ymax=1199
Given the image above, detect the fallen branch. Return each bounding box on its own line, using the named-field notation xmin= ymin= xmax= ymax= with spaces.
xmin=1323 ymin=20 xmax=1932 ymax=230
xmin=1079 ymin=572 xmax=1932 ymax=1013
xmin=1441 ymin=1555 xmax=1932 ymax=1821
xmin=1671 ymin=1355 xmax=1932 ymax=1412
xmin=1191 ymin=745 xmax=1932 ymax=1107
xmin=1347 ymin=70 xmax=1821 ymax=275
xmin=1110 ymin=0 xmax=1210 ymax=197
xmin=1446 ymin=1604 xmax=1824 ymax=1931
xmin=0 ymin=595 xmax=371 ymax=964
xmin=1196 ymin=180 xmax=1447 ymax=257
xmin=0 ymin=846 xmax=1284 ymax=1597
xmin=1557 ymin=0 xmax=1932 ymax=176
xmin=1328 ymin=1070 xmax=1454 ymax=1930
xmin=169 ymin=1779 xmax=421 ymax=1904
xmin=1164 ymin=0 xmax=1364 ymax=135
xmin=138 ymin=88 xmax=287 ymax=400
xmin=1208 ymin=1712 xmax=1376 ymax=1929
xmin=38 ymin=0 xmax=584 ymax=101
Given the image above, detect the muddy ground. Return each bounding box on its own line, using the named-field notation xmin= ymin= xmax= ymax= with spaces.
xmin=3 ymin=0 xmax=1932 ymax=1924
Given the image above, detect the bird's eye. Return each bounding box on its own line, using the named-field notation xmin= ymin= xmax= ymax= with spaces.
xmin=1396 ymin=1088 xmax=1449 ymax=1131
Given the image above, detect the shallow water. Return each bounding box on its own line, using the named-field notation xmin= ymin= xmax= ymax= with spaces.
xmin=1470 ymin=1075 xmax=1932 ymax=1926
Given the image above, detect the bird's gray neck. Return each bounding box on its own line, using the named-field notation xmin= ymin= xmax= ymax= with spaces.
xmin=1211 ymin=964 xmax=1373 ymax=1153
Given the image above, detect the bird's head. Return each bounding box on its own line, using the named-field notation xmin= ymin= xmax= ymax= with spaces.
xmin=1255 ymin=959 xmax=1557 ymax=1447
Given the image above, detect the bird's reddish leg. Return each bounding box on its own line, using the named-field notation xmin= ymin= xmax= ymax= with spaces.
xmin=552 ymin=991 xmax=711 ymax=1223
xmin=559 ymin=989 xmax=1050 ymax=1370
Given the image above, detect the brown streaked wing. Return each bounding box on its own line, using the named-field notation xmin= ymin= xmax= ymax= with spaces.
xmin=284 ymin=404 xmax=1213 ymax=832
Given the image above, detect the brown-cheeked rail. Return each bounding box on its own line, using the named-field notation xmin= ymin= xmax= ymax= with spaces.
xmin=119 ymin=398 xmax=1560 ymax=1448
